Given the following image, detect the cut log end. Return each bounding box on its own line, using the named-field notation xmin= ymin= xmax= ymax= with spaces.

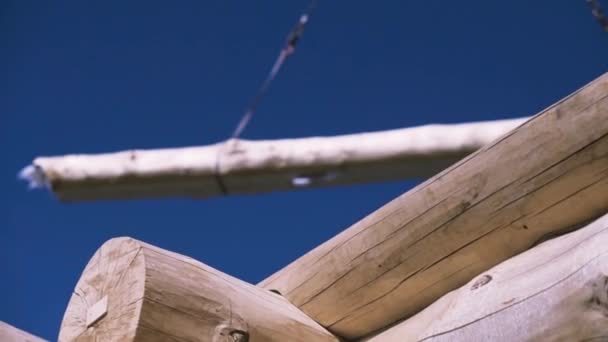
xmin=59 ymin=237 xmax=145 ymax=341
xmin=60 ymin=237 xmax=339 ymax=342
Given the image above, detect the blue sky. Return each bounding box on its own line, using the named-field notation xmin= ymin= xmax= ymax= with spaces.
xmin=1 ymin=1 xmax=606 ymax=339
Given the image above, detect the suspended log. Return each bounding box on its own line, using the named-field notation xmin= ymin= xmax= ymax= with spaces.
xmin=364 ymin=212 xmax=608 ymax=342
xmin=259 ymin=73 xmax=608 ymax=339
xmin=0 ymin=321 xmax=47 ymax=342
xmin=58 ymin=237 xmax=339 ymax=342
xmin=19 ymin=118 xmax=527 ymax=201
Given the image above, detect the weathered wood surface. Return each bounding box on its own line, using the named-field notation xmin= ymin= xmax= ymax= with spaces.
xmin=259 ymin=73 xmax=608 ymax=339
xmin=364 ymin=212 xmax=608 ymax=342
xmin=59 ymin=237 xmax=339 ymax=342
xmin=0 ymin=321 xmax=47 ymax=342
xmin=21 ymin=118 xmax=526 ymax=201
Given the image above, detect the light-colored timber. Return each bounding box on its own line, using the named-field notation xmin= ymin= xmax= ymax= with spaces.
xmin=363 ymin=212 xmax=608 ymax=342
xmin=259 ymin=73 xmax=608 ymax=339
xmin=0 ymin=321 xmax=47 ymax=342
xmin=20 ymin=118 xmax=526 ymax=201
xmin=58 ymin=237 xmax=339 ymax=342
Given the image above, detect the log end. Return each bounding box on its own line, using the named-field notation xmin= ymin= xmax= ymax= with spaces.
xmin=18 ymin=164 xmax=49 ymax=189
xmin=59 ymin=237 xmax=146 ymax=342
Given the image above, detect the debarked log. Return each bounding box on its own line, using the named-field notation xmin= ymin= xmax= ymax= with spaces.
xmin=260 ymin=73 xmax=608 ymax=339
xmin=59 ymin=237 xmax=340 ymax=342
xmin=363 ymin=212 xmax=608 ymax=342
xmin=21 ymin=118 xmax=527 ymax=201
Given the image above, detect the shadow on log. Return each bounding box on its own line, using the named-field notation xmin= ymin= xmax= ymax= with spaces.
xmin=59 ymin=237 xmax=339 ymax=342
xmin=363 ymin=212 xmax=608 ymax=341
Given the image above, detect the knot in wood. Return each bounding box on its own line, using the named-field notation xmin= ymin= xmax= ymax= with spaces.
xmin=214 ymin=325 xmax=249 ymax=342
xmin=471 ymin=274 xmax=492 ymax=290
xmin=589 ymin=274 xmax=608 ymax=311
xmin=230 ymin=330 xmax=249 ymax=342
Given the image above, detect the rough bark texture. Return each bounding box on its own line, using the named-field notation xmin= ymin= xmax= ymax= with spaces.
xmin=363 ymin=212 xmax=608 ymax=342
xmin=0 ymin=321 xmax=47 ymax=342
xmin=59 ymin=237 xmax=339 ymax=342
xmin=259 ymin=73 xmax=608 ymax=339
xmin=23 ymin=118 xmax=526 ymax=201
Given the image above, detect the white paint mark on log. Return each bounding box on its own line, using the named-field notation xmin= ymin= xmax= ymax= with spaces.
xmin=86 ymin=295 xmax=108 ymax=327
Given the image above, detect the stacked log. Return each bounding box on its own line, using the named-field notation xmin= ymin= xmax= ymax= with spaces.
xmin=364 ymin=213 xmax=608 ymax=341
xmin=58 ymin=238 xmax=339 ymax=342
xmin=57 ymin=72 xmax=608 ymax=341
xmin=259 ymin=73 xmax=608 ymax=339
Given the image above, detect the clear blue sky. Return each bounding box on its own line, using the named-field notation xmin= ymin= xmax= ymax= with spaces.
xmin=1 ymin=1 xmax=606 ymax=339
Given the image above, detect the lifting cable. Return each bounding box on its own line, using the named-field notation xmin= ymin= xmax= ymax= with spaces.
xmin=231 ymin=0 xmax=318 ymax=139
xmin=213 ymin=0 xmax=604 ymax=195
xmin=215 ymin=0 xmax=319 ymax=194
xmin=231 ymin=0 xmax=604 ymax=142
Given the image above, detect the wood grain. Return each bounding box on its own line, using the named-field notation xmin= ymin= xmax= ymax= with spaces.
xmin=259 ymin=73 xmax=608 ymax=339
xmin=59 ymin=237 xmax=339 ymax=342
xmin=364 ymin=212 xmax=608 ymax=342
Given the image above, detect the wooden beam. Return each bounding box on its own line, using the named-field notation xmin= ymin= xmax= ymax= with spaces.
xmin=20 ymin=118 xmax=526 ymax=201
xmin=0 ymin=321 xmax=47 ymax=342
xmin=59 ymin=237 xmax=339 ymax=342
xmin=259 ymin=73 xmax=608 ymax=339
xmin=363 ymin=212 xmax=608 ymax=341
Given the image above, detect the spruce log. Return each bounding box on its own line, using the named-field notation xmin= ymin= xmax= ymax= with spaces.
xmin=58 ymin=237 xmax=339 ymax=342
xmin=20 ymin=118 xmax=526 ymax=201
xmin=259 ymin=73 xmax=608 ymax=339
xmin=0 ymin=321 xmax=47 ymax=342
xmin=364 ymin=212 xmax=608 ymax=342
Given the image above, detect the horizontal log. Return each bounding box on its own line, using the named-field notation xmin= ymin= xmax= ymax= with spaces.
xmin=364 ymin=212 xmax=608 ymax=342
xmin=19 ymin=118 xmax=527 ymax=201
xmin=59 ymin=237 xmax=339 ymax=342
xmin=0 ymin=321 xmax=47 ymax=342
xmin=259 ymin=73 xmax=608 ymax=339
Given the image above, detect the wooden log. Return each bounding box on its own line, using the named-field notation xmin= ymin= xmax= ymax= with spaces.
xmin=259 ymin=73 xmax=608 ymax=339
xmin=58 ymin=237 xmax=339 ymax=342
xmin=19 ymin=118 xmax=527 ymax=201
xmin=0 ymin=321 xmax=47 ymax=342
xmin=363 ymin=212 xmax=608 ymax=342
